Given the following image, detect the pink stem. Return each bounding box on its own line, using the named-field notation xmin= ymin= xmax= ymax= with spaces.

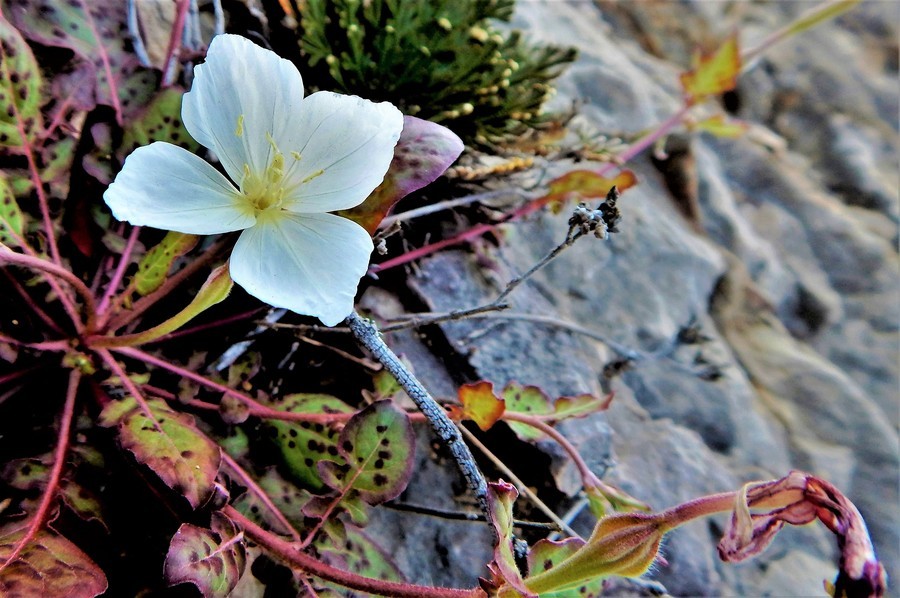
xmin=161 ymin=0 xmax=190 ymax=87
xmin=95 ymin=348 xmax=164 ymax=427
xmin=0 ymin=369 xmax=81 ymax=573
xmin=96 ymin=226 xmax=141 ymax=320
xmin=1 ymin=270 xmax=63 ymax=334
xmin=0 ymin=249 xmax=97 ymax=333
xmin=372 ymin=104 xmax=693 ymax=274
xmin=503 ymin=412 xmax=601 ymax=487
xmin=74 ymin=0 xmax=124 ymax=123
xmin=224 ymin=506 xmax=484 ymax=598
xmin=220 ymin=452 xmax=302 ymax=541
xmin=112 ymin=346 xmax=346 ymax=423
xmin=148 ymin=308 xmax=264 ymax=343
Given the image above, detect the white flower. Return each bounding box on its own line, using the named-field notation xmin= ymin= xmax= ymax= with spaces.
xmin=104 ymin=34 xmax=403 ymax=326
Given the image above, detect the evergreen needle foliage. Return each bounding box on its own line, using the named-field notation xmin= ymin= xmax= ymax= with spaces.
xmin=298 ymin=0 xmax=577 ymax=145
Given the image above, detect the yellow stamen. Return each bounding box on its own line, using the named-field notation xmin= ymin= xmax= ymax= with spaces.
xmin=301 ymin=169 xmax=325 ymax=184
xmin=235 ymin=114 xmax=244 ymax=138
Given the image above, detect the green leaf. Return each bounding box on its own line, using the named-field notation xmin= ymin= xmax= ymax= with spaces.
xmin=339 ymin=115 xmax=463 ymax=233
xmin=0 ymin=527 xmax=107 ymax=597
xmin=525 ymin=538 xmax=601 ymax=598
xmin=693 ymin=114 xmax=749 ymax=139
xmin=318 ymin=400 xmax=415 ymax=505
xmin=0 ymin=17 xmax=43 ymax=148
xmin=120 ymin=87 xmax=199 ymax=158
xmin=502 ymin=382 xmax=610 ymax=441
xmin=164 ymin=513 xmax=246 ymax=598
xmin=232 ymin=467 xmax=313 ymax=532
xmin=316 ymin=521 xmax=403 ymax=583
xmin=456 ymin=380 xmax=505 ymax=431
xmin=2 ymin=458 xmax=106 ymax=529
xmin=98 ymin=396 xmax=221 ymax=508
xmin=265 ymin=394 xmax=354 ymax=490
xmin=134 ymin=231 xmax=199 ymax=296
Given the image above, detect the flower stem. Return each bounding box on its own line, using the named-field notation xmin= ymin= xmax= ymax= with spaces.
xmin=344 ymin=311 xmax=493 ymax=534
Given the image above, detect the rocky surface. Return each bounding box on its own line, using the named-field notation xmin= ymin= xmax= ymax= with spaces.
xmin=363 ymin=1 xmax=898 ymax=595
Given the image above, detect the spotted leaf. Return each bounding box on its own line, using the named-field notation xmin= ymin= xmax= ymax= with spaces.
xmin=133 ymin=231 xmax=199 ymax=296
xmin=120 ymin=88 xmax=199 ymax=160
xmin=502 ymin=382 xmax=610 ymax=441
xmin=316 ymin=520 xmax=403 ymax=584
xmin=0 ymin=16 xmax=43 ymax=148
xmin=265 ymin=393 xmax=354 ymax=490
xmin=4 ymin=0 xmax=154 ymax=122
xmin=0 ymin=174 xmax=24 ymax=248
xmin=339 ymin=115 xmax=464 ymax=234
xmin=0 ymin=527 xmax=106 ymax=597
xmin=98 ymin=397 xmax=221 ymax=508
xmin=318 ymin=400 xmax=414 ymax=505
xmin=164 ymin=513 xmax=246 ymax=598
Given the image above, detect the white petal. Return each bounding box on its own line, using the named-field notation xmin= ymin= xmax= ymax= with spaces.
xmin=182 ymin=34 xmax=305 ymax=183
xmin=104 ymin=142 xmax=255 ymax=235
xmin=280 ymin=91 xmax=403 ymax=213
xmin=230 ymin=213 xmax=373 ymax=326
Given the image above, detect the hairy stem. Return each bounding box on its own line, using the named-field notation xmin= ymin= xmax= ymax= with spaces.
xmin=96 ymin=225 xmax=141 ymax=323
xmin=224 ymin=506 xmax=484 ymax=598
xmin=220 ymin=452 xmax=301 ymax=541
xmin=0 ymin=370 xmax=80 ymax=573
xmin=345 ymin=312 xmax=492 ymax=534
xmin=0 ymin=247 xmax=97 ymax=333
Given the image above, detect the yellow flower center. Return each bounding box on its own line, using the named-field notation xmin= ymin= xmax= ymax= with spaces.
xmin=241 ymin=130 xmax=287 ymax=216
xmin=234 ymin=115 xmax=327 ymax=219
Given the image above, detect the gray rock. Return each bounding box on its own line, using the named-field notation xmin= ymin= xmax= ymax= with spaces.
xmin=363 ymin=0 xmax=898 ymax=595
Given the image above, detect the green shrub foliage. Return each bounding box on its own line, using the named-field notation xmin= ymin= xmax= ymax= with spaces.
xmin=298 ymin=0 xmax=577 ymax=144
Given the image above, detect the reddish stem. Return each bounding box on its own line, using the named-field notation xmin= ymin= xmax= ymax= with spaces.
xmin=224 ymin=506 xmax=485 ymax=598
xmin=0 ymin=248 xmax=97 ymax=333
xmin=220 ymin=452 xmax=302 ymax=541
xmin=107 ymin=238 xmax=227 ymax=332
xmin=503 ymin=412 xmax=602 ymax=487
xmin=96 ymin=226 xmax=141 ymax=322
xmin=112 ymin=346 xmax=354 ymax=424
xmin=148 ymin=308 xmax=265 ymax=343
xmin=2 ymin=269 xmax=65 ymax=334
xmin=161 ymin=0 xmax=190 ymax=87
xmin=74 ymin=0 xmax=124 ymax=123
xmin=372 ymin=104 xmax=693 ymax=274
xmin=0 ymin=369 xmax=81 ymax=573
xmin=95 ymin=348 xmax=166 ymax=429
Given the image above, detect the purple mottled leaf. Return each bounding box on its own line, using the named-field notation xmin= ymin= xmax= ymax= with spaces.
xmin=5 ymin=0 xmax=157 ymax=122
xmin=0 ymin=527 xmax=107 ymax=597
xmin=340 ymin=115 xmax=464 ymax=233
xmin=164 ymin=513 xmax=246 ymax=598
